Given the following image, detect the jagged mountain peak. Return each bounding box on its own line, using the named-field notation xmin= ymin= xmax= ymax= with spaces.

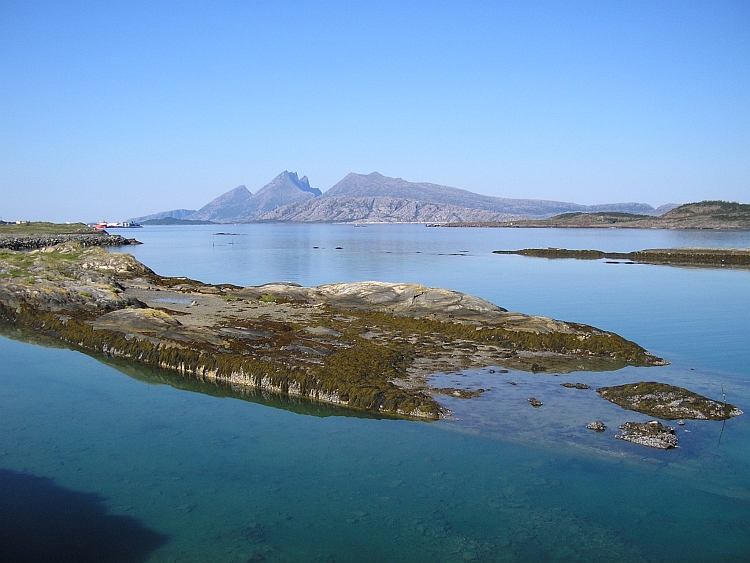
xmin=185 ymin=173 xmax=321 ymax=223
xmin=259 ymin=171 xmax=321 ymax=197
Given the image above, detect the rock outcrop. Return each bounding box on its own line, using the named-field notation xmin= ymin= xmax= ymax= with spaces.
xmin=615 ymin=421 xmax=679 ymax=449
xmin=0 ymin=243 xmax=669 ymax=420
xmin=0 ymin=233 xmax=138 ymax=250
xmin=597 ymin=382 xmax=743 ymax=420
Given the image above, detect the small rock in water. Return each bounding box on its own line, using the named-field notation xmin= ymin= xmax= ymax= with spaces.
xmin=528 ymin=397 xmax=542 ymax=408
xmin=586 ymin=421 xmax=606 ymax=432
xmin=615 ymin=420 xmax=678 ymax=449
xmin=677 ymin=420 xmax=685 ymax=425
xmin=561 ymin=382 xmax=590 ymax=390
xmin=508 ymin=381 xmax=517 ymax=386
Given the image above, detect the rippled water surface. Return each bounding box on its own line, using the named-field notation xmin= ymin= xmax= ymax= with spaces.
xmin=2 ymin=224 xmax=749 ymax=562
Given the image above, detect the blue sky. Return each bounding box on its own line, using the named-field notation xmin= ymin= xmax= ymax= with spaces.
xmin=1 ymin=1 xmax=748 ymax=221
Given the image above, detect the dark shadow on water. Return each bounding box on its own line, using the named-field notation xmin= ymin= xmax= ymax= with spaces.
xmin=0 ymin=468 xmax=168 ymax=563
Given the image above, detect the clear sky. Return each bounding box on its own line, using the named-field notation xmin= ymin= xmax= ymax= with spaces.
xmin=1 ymin=1 xmax=748 ymax=222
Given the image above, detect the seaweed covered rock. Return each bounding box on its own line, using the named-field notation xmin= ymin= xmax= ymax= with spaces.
xmin=615 ymin=421 xmax=678 ymax=449
xmin=597 ymin=382 xmax=743 ymax=420
xmin=0 ymin=244 xmax=671 ymax=420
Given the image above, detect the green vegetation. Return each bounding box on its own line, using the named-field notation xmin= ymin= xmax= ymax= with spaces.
xmin=337 ymin=312 xmax=659 ymax=365
xmin=0 ymin=245 xmax=90 ymax=281
xmin=674 ymin=201 xmax=750 ymax=215
xmin=0 ymin=222 xmax=97 ymax=236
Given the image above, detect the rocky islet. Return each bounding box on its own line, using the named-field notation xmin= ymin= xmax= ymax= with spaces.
xmin=0 ymin=242 xmax=742 ymax=447
xmin=615 ymin=421 xmax=679 ymax=450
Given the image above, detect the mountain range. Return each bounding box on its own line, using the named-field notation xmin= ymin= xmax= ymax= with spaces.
xmin=132 ymin=171 xmax=677 ymax=224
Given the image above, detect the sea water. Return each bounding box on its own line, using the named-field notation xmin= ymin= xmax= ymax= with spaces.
xmin=1 ymin=224 xmax=749 ymax=562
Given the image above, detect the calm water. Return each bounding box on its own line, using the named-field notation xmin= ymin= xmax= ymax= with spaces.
xmin=2 ymin=224 xmax=749 ymax=562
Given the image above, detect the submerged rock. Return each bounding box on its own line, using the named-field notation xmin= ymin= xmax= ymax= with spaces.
xmin=615 ymin=421 xmax=678 ymax=449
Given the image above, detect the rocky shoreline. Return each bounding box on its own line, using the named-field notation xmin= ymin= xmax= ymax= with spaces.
xmin=0 ymin=243 xmax=671 ymax=420
xmin=0 ymin=233 xmax=140 ymax=250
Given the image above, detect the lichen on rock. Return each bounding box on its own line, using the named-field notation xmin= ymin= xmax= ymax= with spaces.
xmin=615 ymin=421 xmax=678 ymax=449
xmin=597 ymin=382 xmax=742 ymax=420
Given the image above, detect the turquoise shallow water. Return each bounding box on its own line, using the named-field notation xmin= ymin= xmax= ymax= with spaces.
xmin=2 ymin=224 xmax=749 ymax=562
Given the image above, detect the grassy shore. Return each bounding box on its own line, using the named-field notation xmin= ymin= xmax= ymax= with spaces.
xmin=0 ymin=221 xmax=98 ymax=236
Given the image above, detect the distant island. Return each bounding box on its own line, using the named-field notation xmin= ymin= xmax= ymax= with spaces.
xmin=442 ymin=201 xmax=750 ymax=231
xmin=494 ymin=247 xmax=750 ymax=269
xmin=141 ymin=217 xmax=216 ymax=226
xmin=130 ymin=170 xmax=678 ymax=225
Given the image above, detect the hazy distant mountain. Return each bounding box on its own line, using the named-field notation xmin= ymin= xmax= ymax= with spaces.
xmin=257 ymin=172 xmax=664 ymax=222
xmin=134 ymin=171 xmax=674 ymax=225
xmin=187 ymin=185 xmax=254 ymax=222
xmin=141 ymin=217 xmax=216 ymax=225
xmin=320 ymin=173 xmax=659 ymax=216
xmin=257 ymin=196 xmax=520 ymax=223
xmin=235 ymin=171 xmax=320 ymax=220
xmin=130 ymin=209 xmax=197 ymax=222
xmin=653 ymin=203 xmax=680 ymax=215
xmin=187 ymin=172 xmax=321 ymax=223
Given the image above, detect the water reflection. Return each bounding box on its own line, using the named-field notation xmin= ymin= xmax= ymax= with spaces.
xmin=104 ymin=355 xmax=403 ymax=422
xmin=0 ymin=322 xmax=401 ymax=422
